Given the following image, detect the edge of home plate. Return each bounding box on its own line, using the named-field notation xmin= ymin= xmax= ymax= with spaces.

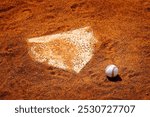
xmin=28 ymin=27 xmax=98 ymax=73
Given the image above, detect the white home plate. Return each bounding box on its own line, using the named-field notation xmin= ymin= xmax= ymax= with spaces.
xmin=27 ymin=27 xmax=98 ymax=73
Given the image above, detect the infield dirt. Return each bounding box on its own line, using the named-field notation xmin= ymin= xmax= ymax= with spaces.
xmin=0 ymin=0 xmax=150 ymax=99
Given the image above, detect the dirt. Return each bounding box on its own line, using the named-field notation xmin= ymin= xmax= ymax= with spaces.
xmin=0 ymin=0 xmax=150 ymax=99
xmin=29 ymin=38 xmax=78 ymax=71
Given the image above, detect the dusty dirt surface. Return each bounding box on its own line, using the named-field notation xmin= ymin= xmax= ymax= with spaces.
xmin=0 ymin=0 xmax=150 ymax=99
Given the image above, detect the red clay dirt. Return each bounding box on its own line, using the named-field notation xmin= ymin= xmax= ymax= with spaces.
xmin=0 ymin=0 xmax=150 ymax=99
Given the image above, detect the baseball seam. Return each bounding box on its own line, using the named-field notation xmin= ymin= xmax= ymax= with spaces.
xmin=112 ymin=67 xmax=117 ymax=77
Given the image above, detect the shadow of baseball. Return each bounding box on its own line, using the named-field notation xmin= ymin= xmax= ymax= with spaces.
xmin=107 ymin=75 xmax=122 ymax=82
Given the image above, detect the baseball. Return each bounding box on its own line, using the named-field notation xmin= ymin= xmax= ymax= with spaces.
xmin=105 ymin=64 xmax=118 ymax=78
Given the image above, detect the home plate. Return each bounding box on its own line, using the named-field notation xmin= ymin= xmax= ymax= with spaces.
xmin=27 ymin=27 xmax=98 ymax=73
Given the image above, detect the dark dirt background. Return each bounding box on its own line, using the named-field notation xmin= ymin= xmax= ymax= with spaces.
xmin=0 ymin=0 xmax=150 ymax=99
